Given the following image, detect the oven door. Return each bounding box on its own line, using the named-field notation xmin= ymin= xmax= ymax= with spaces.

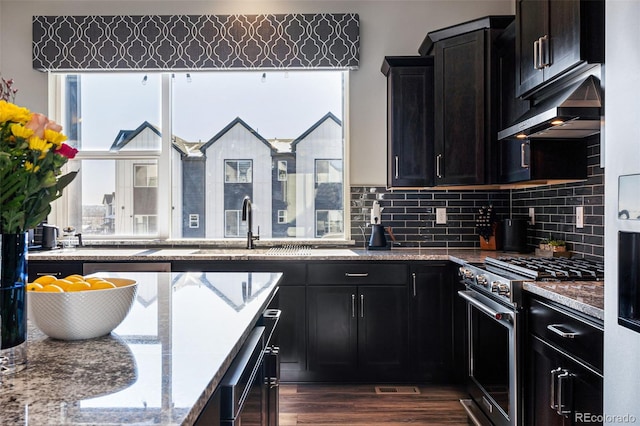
xmin=459 ymin=290 xmax=519 ymax=426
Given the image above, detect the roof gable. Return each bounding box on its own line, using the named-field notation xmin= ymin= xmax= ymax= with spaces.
xmin=200 ymin=117 xmax=275 ymax=154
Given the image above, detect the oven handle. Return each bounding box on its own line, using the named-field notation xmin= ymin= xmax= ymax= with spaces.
xmin=458 ymin=290 xmax=512 ymax=321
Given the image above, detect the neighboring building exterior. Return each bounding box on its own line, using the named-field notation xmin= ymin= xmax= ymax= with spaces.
xmin=108 ymin=113 xmax=343 ymax=239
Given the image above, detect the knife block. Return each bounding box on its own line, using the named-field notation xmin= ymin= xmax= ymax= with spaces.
xmin=479 ymin=223 xmax=501 ymax=250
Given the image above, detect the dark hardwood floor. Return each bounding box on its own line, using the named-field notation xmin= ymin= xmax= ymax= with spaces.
xmin=279 ymin=384 xmax=470 ymax=425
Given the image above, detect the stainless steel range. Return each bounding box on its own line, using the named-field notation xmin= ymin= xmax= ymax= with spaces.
xmin=457 ymin=256 xmax=604 ymax=426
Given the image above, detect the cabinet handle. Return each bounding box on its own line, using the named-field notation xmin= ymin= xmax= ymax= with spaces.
xmin=557 ymin=370 xmax=574 ymax=415
xmin=436 ymin=154 xmax=443 ymax=178
xmin=395 ymin=156 xmax=399 ymax=179
xmin=547 ymin=324 xmax=578 ymax=339
xmin=360 ymin=294 xmax=365 ymax=318
xmin=36 ymin=272 xmax=62 ymax=277
xmin=520 ymin=142 xmax=529 ymax=168
xmin=550 ymin=367 xmax=562 ymax=410
xmin=345 ymin=272 xmax=368 ymax=277
xmin=539 ymin=35 xmax=550 ymax=68
xmin=533 ymin=39 xmax=540 ymax=69
xmin=412 ymin=273 xmax=417 ymax=297
xmin=352 ymin=294 xmax=356 ymax=318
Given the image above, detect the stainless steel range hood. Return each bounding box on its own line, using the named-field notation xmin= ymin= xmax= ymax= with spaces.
xmin=498 ymin=75 xmax=602 ymax=140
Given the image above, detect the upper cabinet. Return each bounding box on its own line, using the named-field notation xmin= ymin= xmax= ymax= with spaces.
xmin=421 ymin=16 xmax=513 ymax=186
xmin=515 ymin=0 xmax=604 ymax=98
xmin=381 ymin=56 xmax=435 ymax=188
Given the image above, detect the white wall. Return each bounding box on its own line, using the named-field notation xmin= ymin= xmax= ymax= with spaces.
xmin=0 ymin=0 xmax=513 ymax=186
xmin=604 ymin=1 xmax=640 ymax=422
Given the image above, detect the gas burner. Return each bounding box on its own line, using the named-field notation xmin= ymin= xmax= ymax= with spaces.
xmin=488 ymin=256 xmax=604 ymax=281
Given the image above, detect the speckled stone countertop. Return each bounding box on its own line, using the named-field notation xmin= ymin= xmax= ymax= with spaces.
xmin=0 ymin=271 xmax=281 ymax=426
xmin=523 ymin=280 xmax=604 ymax=321
xmin=27 ymin=246 xmax=498 ymax=263
xmin=27 ymin=247 xmax=604 ymax=319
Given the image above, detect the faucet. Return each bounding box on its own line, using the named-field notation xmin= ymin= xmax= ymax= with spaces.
xmin=241 ymin=196 xmax=260 ymax=249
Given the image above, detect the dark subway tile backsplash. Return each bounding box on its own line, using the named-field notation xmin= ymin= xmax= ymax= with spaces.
xmin=350 ymin=138 xmax=603 ymax=261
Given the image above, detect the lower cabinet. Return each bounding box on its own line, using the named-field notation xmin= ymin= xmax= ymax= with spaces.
xmin=307 ymin=284 xmax=408 ymax=381
xmin=409 ymin=262 xmax=464 ymax=383
xmin=28 ymin=260 xmax=83 ymax=281
xmin=525 ymin=296 xmax=603 ymax=425
xmin=306 ymin=262 xmax=409 ymax=381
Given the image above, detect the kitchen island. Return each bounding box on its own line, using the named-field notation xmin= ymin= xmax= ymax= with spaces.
xmin=0 ymin=271 xmax=282 ymax=425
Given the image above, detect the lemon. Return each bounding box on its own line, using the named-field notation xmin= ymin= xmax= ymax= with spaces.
xmin=64 ymin=275 xmax=85 ymax=282
xmin=40 ymin=284 xmax=64 ymax=292
xmin=26 ymin=283 xmax=44 ymax=291
xmin=33 ymin=275 xmax=57 ymax=285
xmin=51 ymin=279 xmax=73 ymax=291
xmin=85 ymin=277 xmax=106 ymax=283
xmin=90 ymin=281 xmax=117 ymax=290
xmin=66 ymin=282 xmax=91 ymax=292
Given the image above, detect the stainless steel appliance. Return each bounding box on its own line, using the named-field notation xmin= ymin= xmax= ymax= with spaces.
xmin=218 ymin=308 xmax=281 ymax=426
xmin=458 ymin=256 xmax=604 ymax=426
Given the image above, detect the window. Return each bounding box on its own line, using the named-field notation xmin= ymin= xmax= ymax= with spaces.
xmin=277 ymin=161 xmax=287 ymax=181
xmin=225 ymin=210 xmax=244 ymax=237
xmin=134 ymin=164 xmax=158 ymax=187
xmin=225 ymin=160 xmax=252 ymax=183
xmin=315 ymin=159 xmax=343 ymax=183
xmin=278 ymin=210 xmax=287 ymax=224
xmin=53 ymin=70 xmax=347 ymax=241
xmin=189 ymin=214 xmax=199 ymax=228
xmin=316 ymin=210 xmax=344 ymax=237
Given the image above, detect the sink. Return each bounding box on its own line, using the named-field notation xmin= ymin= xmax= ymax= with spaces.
xmin=190 ymin=247 xmax=357 ymax=257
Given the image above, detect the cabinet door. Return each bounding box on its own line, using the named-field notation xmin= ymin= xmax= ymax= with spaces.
xmin=526 ymin=336 xmax=603 ymax=426
xmin=307 ymin=286 xmax=358 ymax=374
xmin=434 ymin=30 xmax=486 ymax=185
xmin=544 ymin=0 xmax=583 ymax=83
xmin=409 ymin=265 xmax=456 ymax=382
xmin=516 ymin=0 xmax=547 ymax=97
xmin=358 ymin=285 xmax=408 ymax=376
xmin=387 ymin=64 xmax=434 ymax=187
xmin=278 ymin=286 xmax=307 ymax=381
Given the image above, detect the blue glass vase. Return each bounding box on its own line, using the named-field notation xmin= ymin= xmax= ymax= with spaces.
xmin=0 ymin=233 xmax=28 ymax=374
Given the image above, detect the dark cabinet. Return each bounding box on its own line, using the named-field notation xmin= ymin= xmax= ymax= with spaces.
xmin=28 ymin=260 xmax=83 ymax=281
xmin=516 ymin=0 xmax=604 ymax=98
xmin=409 ymin=263 xmax=463 ymax=382
xmin=381 ymin=56 xmax=434 ymax=187
xmin=422 ymin=16 xmax=513 ymax=186
xmin=498 ymin=137 xmax=588 ymax=184
xmin=525 ymin=296 xmax=603 ymax=425
xmin=306 ymin=262 xmax=408 ymax=381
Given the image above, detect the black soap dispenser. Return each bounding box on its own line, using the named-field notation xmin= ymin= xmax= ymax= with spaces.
xmin=368 ymin=201 xmax=389 ymax=250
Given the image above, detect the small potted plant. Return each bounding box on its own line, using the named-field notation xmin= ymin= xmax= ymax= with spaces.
xmin=476 ymin=205 xmax=501 ymax=250
xmin=539 ymin=237 xmax=567 ymax=252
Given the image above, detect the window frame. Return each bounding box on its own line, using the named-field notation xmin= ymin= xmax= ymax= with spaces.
xmin=48 ymin=71 xmax=352 ymax=243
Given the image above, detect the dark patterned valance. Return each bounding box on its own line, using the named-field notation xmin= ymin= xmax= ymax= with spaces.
xmin=32 ymin=14 xmax=359 ymax=71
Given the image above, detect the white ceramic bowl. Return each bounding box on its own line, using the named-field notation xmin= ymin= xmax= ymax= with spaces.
xmin=28 ymin=278 xmax=137 ymax=340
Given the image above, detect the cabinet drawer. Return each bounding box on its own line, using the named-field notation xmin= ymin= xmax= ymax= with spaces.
xmin=308 ymin=263 xmax=407 ymax=285
xmin=528 ymin=298 xmax=603 ymax=372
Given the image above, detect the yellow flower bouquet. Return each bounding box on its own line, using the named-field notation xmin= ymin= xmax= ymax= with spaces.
xmin=0 ymin=77 xmax=78 ymax=234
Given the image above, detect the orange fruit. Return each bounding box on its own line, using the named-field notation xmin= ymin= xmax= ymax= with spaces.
xmin=85 ymin=277 xmax=106 ymax=283
xmin=40 ymin=284 xmax=64 ymax=292
xmin=66 ymin=282 xmax=91 ymax=292
xmin=89 ymin=281 xmax=117 ymax=290
xmin=33 ymin=275 xmax=57 ymax=285
xmin=26 ymin=283 xmax=44 ymax=291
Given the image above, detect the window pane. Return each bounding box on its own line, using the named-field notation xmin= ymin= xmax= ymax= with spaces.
xmin=68 ymin=74 xmax=162 ymax=151
xmin=172 ymin=70 xmax=345 ymax=240
xmin=65 ymin=158 xmax=159 ymax=236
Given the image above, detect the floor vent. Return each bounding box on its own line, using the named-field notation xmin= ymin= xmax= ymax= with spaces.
xmin=374 ymin=386 xmax=421 ymax=395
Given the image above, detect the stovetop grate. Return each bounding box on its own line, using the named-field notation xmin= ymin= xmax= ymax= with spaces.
xmin=487 ymin=256 xmax=604 ymax=281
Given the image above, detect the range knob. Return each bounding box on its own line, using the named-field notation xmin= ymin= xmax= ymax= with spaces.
xmin=459 ymin=267 xmax=475 ymax=279
xmin=476 ymin=274 xmax=489 ymax=288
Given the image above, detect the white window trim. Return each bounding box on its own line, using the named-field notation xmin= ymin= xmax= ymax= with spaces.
xmin=48 ymin=71 xmax=352 ymax=242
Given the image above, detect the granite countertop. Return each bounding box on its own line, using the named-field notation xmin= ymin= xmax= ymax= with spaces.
xmin=523 ymin=280 xmax=604 ymax=321
xmin=27 ymin=246 xmax=605 ymax=320
xmin=26 ymin=246 xmax=500 ymax=263
xmin=0 ymin=271 xmax=282 ymax=426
